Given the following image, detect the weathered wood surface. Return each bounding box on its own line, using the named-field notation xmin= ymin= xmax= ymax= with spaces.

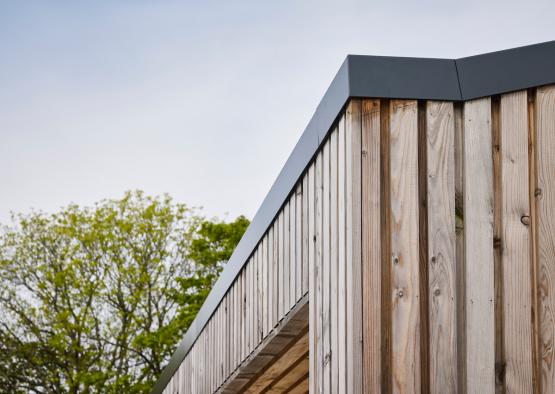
xmin=160 ymin=86 xmax=555 ymax=394
xmin=500 ymin=91 xmax=533 ymax=393
xmin=346 ymin=99 xmax=363 ymax=393
xmin=307 ymin=161 xmax=317 ymax=394
xmin=330 ymin=127 xmax=339 ymax=393
xmin=537 ymin=85 xmax=555 ymax=393
xmin=322 ymin=138 xmax=331 ymax=391
xmin=362 ymin=99 xmax=381 ymax=393
xmin=337 ymin=115 xmax=347 ymax=393
xmin=463 ymin=98 xmax=495 ymax=393
xmin=389 ymin=99 xmax=421 ymax=393
xmin=426 ymin=101 xmax=457 ymax=393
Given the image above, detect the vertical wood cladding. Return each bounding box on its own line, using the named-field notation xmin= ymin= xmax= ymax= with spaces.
xmin=162 ymin=85 xmax=555 ymax=393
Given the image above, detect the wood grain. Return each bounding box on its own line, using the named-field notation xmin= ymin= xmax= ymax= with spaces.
xmin=284 ymin=202 xmax=290 ymax=319
xmin=322 ymin=138 xmax=332 ymax=392
xmin=500 ymin=91 xmax=534 ymax=393
xmin=290 ymin=193 xmax=296 ymax=311
xmin=389 ymin=99 xmax=421 ymax=394
xmin=346 ymin=99 xmax=363 ymax=393
xmin=330 ymin=127 xmax=339 ymax=393
xmin=308 ymin=162 xmax=317 ymax=394
xmin=463 ymin=98 xmax=495 ymax=393
xmin=361 ymin=99 xmax=382 ymax=393
xmin=426 ymin=101 xmax=457 ymax=393
xmin=278 ymin=211 xmax=284 ymax=321
xmin=302 ymin=174 xmax=309 ymax=296
xmin=244 ymin=332 xmax=309 ymax=393
xmin=536 ymin=85 xmax=555 ymax=392
xmin=337 ymin=114 xmax=347 ymax=393
xmin=273 ymin=219 xmax=279 ymax=329
xmin=315 ymin=151 xmax=324 ymax=394
xmin=296 ymin=184 xmax=303 ymax=304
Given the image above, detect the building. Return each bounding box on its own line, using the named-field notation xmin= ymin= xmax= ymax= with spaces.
xmin=153 ymin=41 xmax=555 ymax=393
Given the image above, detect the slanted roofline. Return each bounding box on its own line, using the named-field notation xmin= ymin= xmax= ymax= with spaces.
xmin=152 ymin=40 xmax=555 ymax=393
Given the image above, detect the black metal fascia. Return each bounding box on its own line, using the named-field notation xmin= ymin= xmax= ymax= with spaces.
xmin=152 ymin=40 xmax=555 ymax=394
xmin=456 ymin=40 xmax=555 ymax=100
xmin=347 ymin=54 xmax=461 ymax=100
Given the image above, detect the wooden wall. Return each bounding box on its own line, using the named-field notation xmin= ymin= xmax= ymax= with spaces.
xmin=358 ymin=85 xmax=555 ymax=393
xmin=160 ymin=84 xmax=555 ymax=394
xmin=161 ymin=150 xmax=311 ymax=394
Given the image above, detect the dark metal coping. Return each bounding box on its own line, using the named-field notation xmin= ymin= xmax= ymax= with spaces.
xmin=152 ymin=40 xmax=555 ymax=393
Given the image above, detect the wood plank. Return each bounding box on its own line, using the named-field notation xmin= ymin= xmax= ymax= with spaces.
xmin=284 ymin=202 xmax=290 ymax=318
xmin=255 ymin=249 xmax=259 ymax=349
xmin=242 ymin=267 xmax=247 ymax=362
xmin=201 ymin=321 xmax=206 ymax=392
xmin=247 ymin=263 xmax=252 ymax=359
xmin=263 ymin=234 xmax=268 ymax=338
xmin=255 ymin=246 xmax=260 ymax=345
xmin=233 ymin=282 xmax=237 ymax=373
xmin=536 ymin=85 xmax=555 ymax=392
xmin=389 ymin=99 xmax=421 ymax=393
xmin=245 ymin=259 xmax=249 ymax=358
xmin=278 ymin=211 xmax=284 ymax=320
xmin=288 ymin=375 xmax=309 ymax=394
xmin=290 ymin=192 xmax=297 ymax=311
xmin=463 ymin=97 xmax=495 ymax=393
xmin=211 ymin=309 xmax=215 ymax=391
xmin=296 ymin=184 xmax=303 ymax=303
xmin=245 ymin=332 xmax=309 ymax=393
xmin=322 ymin=138 xmax=332 ymax=392
xmin=227 ymin=291 xmax=231 ymax=384
xmin=500 ymin=91 xmax=534 ymax=392
xmin=268 ymin=227 xmax=274 ymax=335
xmin=361 ymin=99 xmax=382 ymax=393
xmin=249 ymin=256 xmax=254 ymax=356
xmin=308 ymin=162 xmax=317 ymax=393
xmin=227 ymin=286 xmax=231 ymax=380
xmin=528 ymin=89 xmax=541 ymax=392
xmin=283 ymin=200 xmax=291 ymax=315
xmin=211 ymin=306 xmax=215 ymax=390
xmin=256 ymin=245 xmax=261 ymax=345
xmin=454 ymin=103 xmax=466 ymax=394
xmin=303 ymin=173 xmax=309 ymax=296
xmin=492 ymin=96 xmax=503 ymax=394
xmin=330 ymin=126 xmax=339 ymax=394
xmin=346 ymin=99 xmax=363 ymax=393
xmin=315 ymin=151 xmax=324 ymax=394
xmin=237 ymin=278 xmax=241 ymax=370
xmin=268 ymin=354 xmax=310 ymax=393
xmin=273 ymin=220 xmax=279 ymax=328
xmin=337 ymin=114 xmax=347 ymax=393
xmin=220 ymin=301 xmax=224 ymax=387
xmin=426 ymin=101 xmax=457 ymax=393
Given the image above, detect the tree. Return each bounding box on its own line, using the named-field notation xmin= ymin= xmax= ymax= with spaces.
xmin=0 ymin=191 xmax=249 ymax=393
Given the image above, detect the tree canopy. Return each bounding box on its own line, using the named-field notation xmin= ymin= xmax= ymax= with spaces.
xmin=0 ymin=191 xmax=249 ymax=393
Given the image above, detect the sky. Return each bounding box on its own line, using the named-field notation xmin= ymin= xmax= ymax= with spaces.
xmin=1 ymin=0 xmax=554 ymax=224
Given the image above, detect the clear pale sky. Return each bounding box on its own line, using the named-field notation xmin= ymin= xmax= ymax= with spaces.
xmin=1 ymin=0 xmax=554 ymax=223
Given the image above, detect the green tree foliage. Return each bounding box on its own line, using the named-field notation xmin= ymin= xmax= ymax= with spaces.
xmin=0 ymin=191 xmax=249 ymax=393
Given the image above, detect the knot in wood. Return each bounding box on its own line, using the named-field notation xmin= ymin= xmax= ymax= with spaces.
xmin=520 ymin=215 xmax=531 ymax=226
